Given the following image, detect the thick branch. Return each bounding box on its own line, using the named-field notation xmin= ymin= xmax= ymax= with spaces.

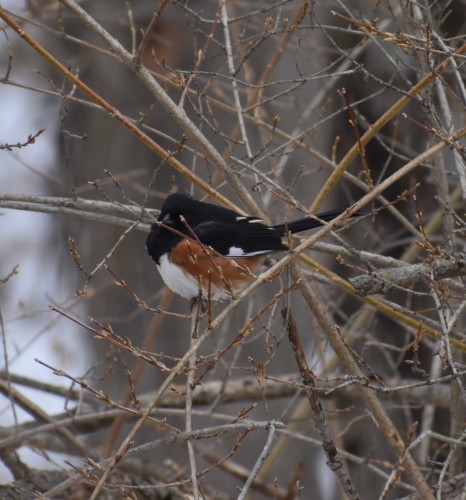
xmin=0 ymin=193 xmax=154 ymax=226
xmin=350 ymin=256 xmax=466 ymax=296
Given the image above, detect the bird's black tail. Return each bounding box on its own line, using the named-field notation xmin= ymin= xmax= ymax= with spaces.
xmin=273 ymin=210 xmax=349 ymax=236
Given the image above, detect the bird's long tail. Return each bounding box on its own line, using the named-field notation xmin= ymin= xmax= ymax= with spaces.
xmin=273 ymin=210 xmax=350 ymax=235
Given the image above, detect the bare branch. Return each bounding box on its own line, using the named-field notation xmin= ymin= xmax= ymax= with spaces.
xmin=350 ymin=256 xmax=466 ymax=296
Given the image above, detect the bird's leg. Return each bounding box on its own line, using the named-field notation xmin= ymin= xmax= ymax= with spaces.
xmin=190 ymin=295 xmax=207 ymax=315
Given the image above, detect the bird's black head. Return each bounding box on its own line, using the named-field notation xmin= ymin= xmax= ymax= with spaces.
xmin=157 ymin=193 xmax=198 ymax=229
xmin=146 ymin=193 xmax=200 ymax=264
xmin=146 ymin=193 xmax=245 ymax=264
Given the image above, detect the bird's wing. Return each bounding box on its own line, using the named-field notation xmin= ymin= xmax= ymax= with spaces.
xmin=194 ymin=220 xmax=287 ymax=257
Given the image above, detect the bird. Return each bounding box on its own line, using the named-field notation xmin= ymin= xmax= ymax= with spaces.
xmin=146 ymin=193 xmax=355 ymax=302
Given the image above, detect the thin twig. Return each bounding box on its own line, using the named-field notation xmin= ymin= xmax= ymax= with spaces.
xmin=237 ymin=423 xmax=277 ymax=500
xmin=134 ymin=0 xmax=169 ymax=65
xmin=221 ymin=0 xmax=253 ymax=160
xmin=186 ymin=301 xmax=201 ymax=498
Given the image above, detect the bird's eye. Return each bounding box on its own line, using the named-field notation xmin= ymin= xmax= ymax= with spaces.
xmin=160 ymin=213 xmax=175 ymax=225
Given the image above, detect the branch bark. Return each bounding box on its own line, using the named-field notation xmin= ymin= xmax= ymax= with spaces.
xmin=350 ymin=256 xmax=466 ymax=296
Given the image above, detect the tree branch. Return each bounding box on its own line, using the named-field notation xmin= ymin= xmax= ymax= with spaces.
xmin=350 ymin=256 xmax=466 ymax=296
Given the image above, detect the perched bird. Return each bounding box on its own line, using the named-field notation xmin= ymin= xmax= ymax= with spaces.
xmin=146 ymin=193 xmax=353 ymax=301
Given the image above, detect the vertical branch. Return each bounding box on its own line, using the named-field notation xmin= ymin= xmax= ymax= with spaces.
xmin=429 ymin=282 xmax=466 ymax=481
xmin=134 ymin=0 xmax=169 ymax=64
xmin=0 ymin=297 xmax=19 ymax=426
xmin=340 ymin=87 xmax=373 ymax=190
xmin=409 ymin=3 xmax=466 ymax=480
xmin=186 ymin=300 xmax=201 ymax=498
xmin=220 ymin=0 xmax=253 ymax=160
xmin=237 ymin=423 xmax=277 ymax=500
xmin=290 ymin=262 xmax=435 ymax=499
xmin=179 ymin=3 xmax=221 ymax=109
xmin=283 ymin=307 xmax=360 ymax=500
xmin=416 ymin=355 xmax=442 ymax=465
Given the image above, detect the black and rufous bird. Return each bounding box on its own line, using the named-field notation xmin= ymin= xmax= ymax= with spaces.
xmin=146 ymin=193 xmax=352 ymax=301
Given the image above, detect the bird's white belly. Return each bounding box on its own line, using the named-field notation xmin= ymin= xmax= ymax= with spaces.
xmin=157 ymin=255 xmax=200 ymax=299
xmin=157 ymin=254 xmax=230 ymax=300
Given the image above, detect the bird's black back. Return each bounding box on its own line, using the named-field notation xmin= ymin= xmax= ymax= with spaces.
xmin=146 ymin=193 xmax=348 ymax=263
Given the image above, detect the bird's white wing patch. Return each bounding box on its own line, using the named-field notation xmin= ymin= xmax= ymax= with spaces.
xmin=226 ymin=246 xmax=270 ymax=257
xmin=235 ymin=216 xmax=264 ymax=224
xmin=227 ymin=246 xmax=246 ymax=256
